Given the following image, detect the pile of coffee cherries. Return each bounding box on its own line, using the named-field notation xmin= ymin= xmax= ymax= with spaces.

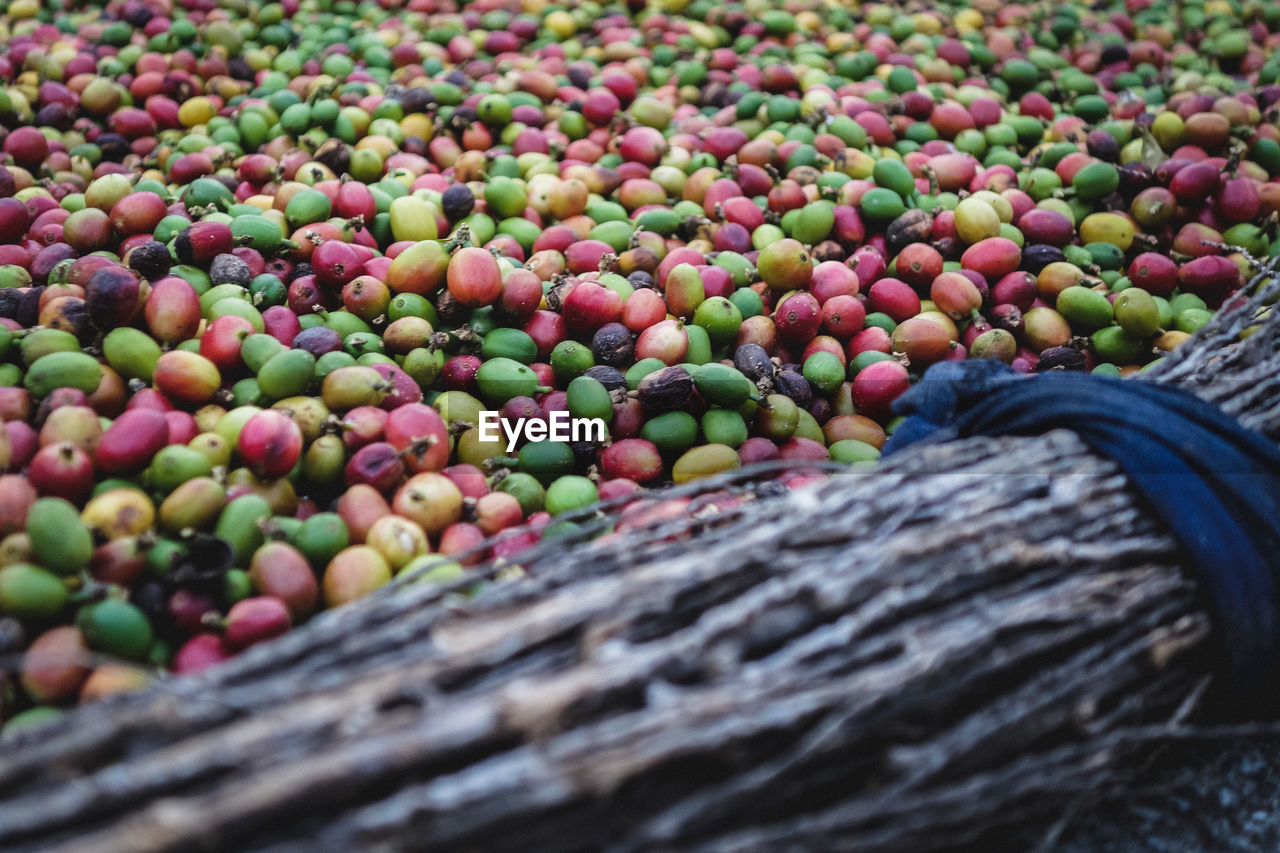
xmin=0 ymin=0 xmax=1277 ymax=728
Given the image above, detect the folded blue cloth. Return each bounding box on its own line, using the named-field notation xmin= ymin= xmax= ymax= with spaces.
xmin=883 ymin=359 xmax=1280 ymax=701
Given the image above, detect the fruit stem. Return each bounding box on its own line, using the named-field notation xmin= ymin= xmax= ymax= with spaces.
xmin=446 ymin=224 xmax=473 ymax=251
xmin=921 ymin=165 xmax=940 ymax=197
xmin=1226 ymin=143 xmax=1245 ymax=177
xmin=1201 ymin=239 xmax=1267 ymax=272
